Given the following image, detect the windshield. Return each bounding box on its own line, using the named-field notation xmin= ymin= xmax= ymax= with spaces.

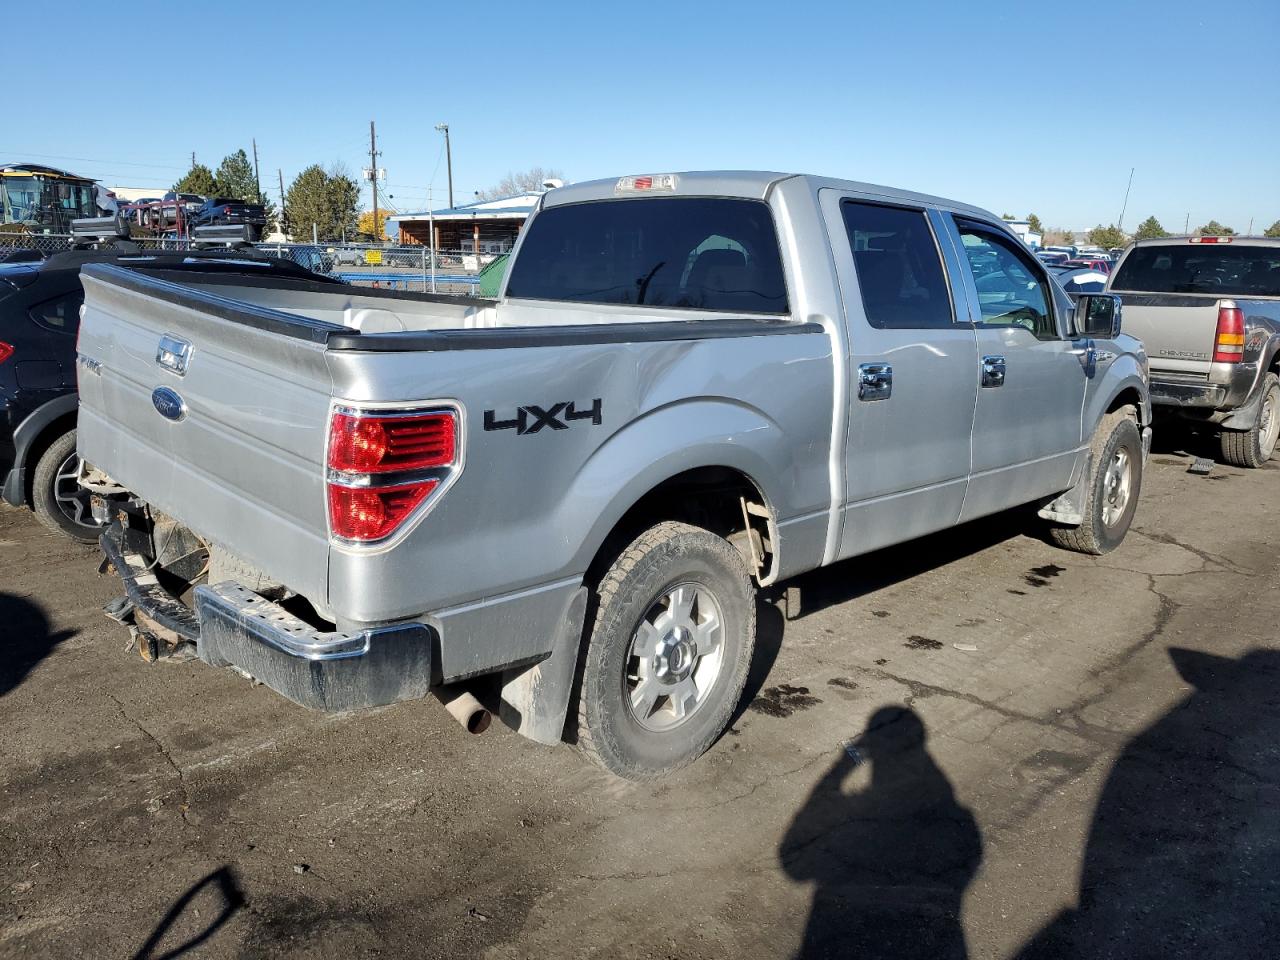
xmin=1112 ymin=245 xmax=1280 ymax=297
xmin=505 ymin=197 xmax=789 ymax=313
xmin=2 ymin=175 xmax=97 ymax=226
xmin=2 ymin=176 xmax=41 ymax=223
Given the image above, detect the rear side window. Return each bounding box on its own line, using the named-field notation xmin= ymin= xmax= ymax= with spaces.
xmin=1112 ymin=245 xmax=1280 ymax=296
xmin=29 ymin=291 xmax=83 ymax=335
xmin=505 ymin=197 xmax=788 ymax=314
xmin=842 ymin=201 xmax=953 ymax=328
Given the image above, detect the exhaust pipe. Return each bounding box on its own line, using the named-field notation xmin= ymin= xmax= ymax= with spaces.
xmin=434 ymin=688 xmax=492 ymax=735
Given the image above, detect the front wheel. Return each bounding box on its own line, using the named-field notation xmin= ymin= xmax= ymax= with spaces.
xmin=1219 ymin=372 xmax=1280 ymax=469
xmin=31 ymin=429 xmax=107 ymax=543
xmin=576 ymin=521 xmax=756 ymax=780
xmin=1050 ymin=409 xmax=1143 ymax=555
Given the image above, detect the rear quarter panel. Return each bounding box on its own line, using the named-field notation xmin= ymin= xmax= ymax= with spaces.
xmin=324 ymin=329 xmax=834 ymax=623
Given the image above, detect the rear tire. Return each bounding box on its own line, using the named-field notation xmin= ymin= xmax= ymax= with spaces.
xmin=1050 ymin=409 xmax=1142 ymax=556
xmin=1218 ymin=372 xmax=1280 ymax=469
xmin=576 ymin=521 xmax=756 ymax=780
xmin=31 ymin=429 xmax=105 ymax=543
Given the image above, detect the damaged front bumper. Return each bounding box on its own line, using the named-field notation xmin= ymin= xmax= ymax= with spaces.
xmin=99 ymin=526 xmax=433 ymax=712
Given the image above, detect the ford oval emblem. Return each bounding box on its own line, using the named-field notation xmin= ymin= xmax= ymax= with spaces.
xmin=151 ymin=386 xmax=187 ymax=422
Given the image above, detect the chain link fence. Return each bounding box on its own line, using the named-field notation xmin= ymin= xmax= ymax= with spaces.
xmin=0 ymin=233 xmax=500 ymax=296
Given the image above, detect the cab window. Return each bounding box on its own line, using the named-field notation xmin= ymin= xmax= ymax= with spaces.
xmin=842 ymin=201 xmax=953 ymax=329
xmin=505 ymin=197 xmax=789 ymax=314
xmin=955 ymin=221 xmax=1058 ymax=340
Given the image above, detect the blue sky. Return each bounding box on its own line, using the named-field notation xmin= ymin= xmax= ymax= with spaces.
xmin=14 ymin=0 xmax=1279 ymax=232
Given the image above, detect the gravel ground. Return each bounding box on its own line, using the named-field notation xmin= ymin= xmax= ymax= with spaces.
xmin=1 ymin=435 xmax=1277 ymax=959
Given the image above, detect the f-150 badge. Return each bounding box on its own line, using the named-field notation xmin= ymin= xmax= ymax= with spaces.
xmin=484 ymin=398 xmax=602 ymax=435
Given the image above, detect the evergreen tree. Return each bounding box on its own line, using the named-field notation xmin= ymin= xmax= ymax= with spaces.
xmin=1133 ymin=216 xmax=1168 ymax=240
xmin=284 ymin=165 xmax=360 ymax=241
xmin=171 ymin=163 xmax=217 ymax=196
xmin=1197 ymin=220 xmax=1236 ymax=237
xmin=214 ymin=149 xmax=259 ymax=201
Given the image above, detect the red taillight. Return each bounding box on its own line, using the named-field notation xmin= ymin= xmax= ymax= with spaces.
xmin=0 ymin=341 xmax=13 ymax=364
xmin=1213 ymin=304 xmax=1246 ymax=363
xmin=326 ymin=407 xmax=458 ymax=542
xmin=328 ymin=481 xmax=438 ymax=541
xmin=328 ymin=411 xmax=456 ymax=473
xmin=224 ymin=205 xmax=231 ymax=215
xmin=1190 ymin=236 xmax=1232 ymax=244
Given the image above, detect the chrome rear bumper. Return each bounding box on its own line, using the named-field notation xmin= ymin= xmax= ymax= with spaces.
xmin=194 ymin=582 xmax=433 ymax=712
xmin=100 ymin=527 xmax=432 ymax=712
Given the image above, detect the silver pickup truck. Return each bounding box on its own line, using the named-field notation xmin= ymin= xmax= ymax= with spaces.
xmin=1108 ymin=236 xmax=1280 ymax=466
xmin=76 ymin=171 xmax=1150 ymax=779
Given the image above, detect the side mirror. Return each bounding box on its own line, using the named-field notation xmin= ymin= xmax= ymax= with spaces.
xmin=1077 ymin=293 xmax=1122 ymax=338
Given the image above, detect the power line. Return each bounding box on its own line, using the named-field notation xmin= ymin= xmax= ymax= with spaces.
xmin=7 ymin=150 xmax=188 ymax=172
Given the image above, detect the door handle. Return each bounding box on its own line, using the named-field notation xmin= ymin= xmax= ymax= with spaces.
xmin=981 ymin=355 xmax=1006 ymax=388
xmin=858 ymin=362 xmax=893 ymax=401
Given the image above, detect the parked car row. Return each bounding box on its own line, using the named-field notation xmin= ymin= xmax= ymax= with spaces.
xmin=9 ymin=170 xmax=1278 ymax=783
xmin=116 ymin=193 xmax=267 ymax=240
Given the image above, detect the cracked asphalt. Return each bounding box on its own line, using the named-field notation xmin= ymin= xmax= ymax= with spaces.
xmin=2 ymin=433 xmax=1278 ymax=959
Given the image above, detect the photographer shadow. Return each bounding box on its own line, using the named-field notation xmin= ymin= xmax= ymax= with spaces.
xmin=1017 ymin=646 xmax=1280 ymax=959
xmin=780 ymin=706 xmax=983 ymax=959
xmin=0 ymin=592 xmax=76 ymax=698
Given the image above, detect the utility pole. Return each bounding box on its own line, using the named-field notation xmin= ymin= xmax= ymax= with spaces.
xmin=1185 ymin=213 xmax=1190 ymax=234
xmin=252 ymin=138 xmax=262 ymax=202
xmin=191 ymin=151 xmax=196 ymax=168
xmin=369 ymin=120 xmax=381 ymax=241
xmin=428 ymin=185 xmax=437 ymax=293
xmin=278 ymin=169 xmax=289 ymax=239
xmin=435 ymin=123 xmax=453 ymax=208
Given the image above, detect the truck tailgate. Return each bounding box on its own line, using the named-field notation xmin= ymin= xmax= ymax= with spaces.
xmin=76 ymin=264 xmax=342 ymax=604
xmin=1113 ymin=293 xmax=1219 ymax=372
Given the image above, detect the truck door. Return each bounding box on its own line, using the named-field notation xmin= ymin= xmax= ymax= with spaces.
xmin=944 ymin=216 xmax=1087 ymax=521
xmin=820 ymin=192 xmax=979 ymax=559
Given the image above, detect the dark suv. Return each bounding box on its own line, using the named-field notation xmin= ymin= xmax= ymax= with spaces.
xmin=0 ymin=248 xmax=340 ymax=540
xmin=190 ymin=197 xmax=268 ymax=239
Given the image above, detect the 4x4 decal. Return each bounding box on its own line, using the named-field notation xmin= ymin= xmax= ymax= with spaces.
xmin=484 ymin=398 xmax=603 ymax=435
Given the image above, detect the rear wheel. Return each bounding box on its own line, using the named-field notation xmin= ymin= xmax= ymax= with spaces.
xmin=1219 ymin=372 xmax=1280 ymax=469
xmin=31 ymin=429 xmax=106 ymax=543
xmin=1050 ymin=409 xmax=1143 ymax=555
xmin=576 ymin=521 xmax=756 ymax=780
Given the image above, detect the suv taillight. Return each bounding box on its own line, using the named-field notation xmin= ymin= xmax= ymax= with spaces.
xmin=224 ymin=206 xmax=231 ymax=215
xmin=1213 ymin=303 xmax=1245 ymax=363
xmin=326 ymin=406 xmax=459 ymax=543
xmin=0 ymin=341 xmax=13 ymax=364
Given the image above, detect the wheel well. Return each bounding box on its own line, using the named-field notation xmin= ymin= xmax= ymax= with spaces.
xmin=586 ymin=467 xmax=775 ymax=588
xmin=1106 ymin=388 xmax=1145 ymax=424
xmin=21 ymin=413 xmax=77 ymax=506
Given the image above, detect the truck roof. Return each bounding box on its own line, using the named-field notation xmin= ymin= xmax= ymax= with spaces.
xmin=541 ymin=170 xmax=999 ymax=222
xmin=1130 ymin=235 xmax=1280 ymax=248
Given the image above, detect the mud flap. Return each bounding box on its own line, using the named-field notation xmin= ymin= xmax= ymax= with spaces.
xmin=1037 ymin=451 xmax=1091 ymax=526
xmin=498 ymin=585 xmax=588 ymax=745
xmin=1219 ymin=381 xmax=1267 ymax=431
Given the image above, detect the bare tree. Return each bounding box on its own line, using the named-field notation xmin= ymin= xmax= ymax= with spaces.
xmin=475 ymin=167 xmax=565 ymax=201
